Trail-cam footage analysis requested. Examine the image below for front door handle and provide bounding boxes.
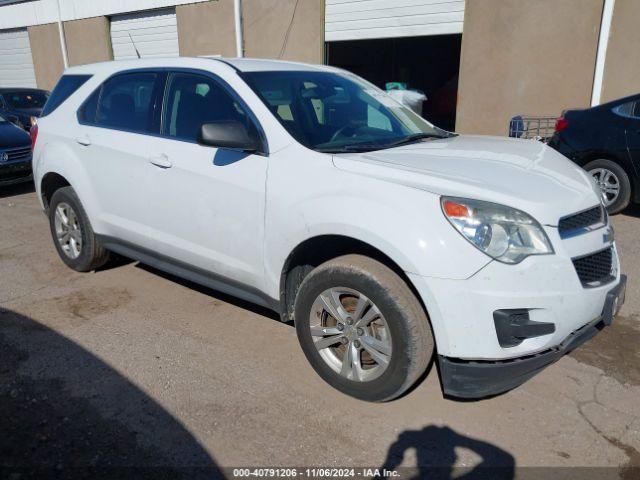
[75,135,91,146]
[149,154,172,169]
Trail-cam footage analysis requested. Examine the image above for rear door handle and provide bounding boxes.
[149,154,172,169]
[75,135,91,146]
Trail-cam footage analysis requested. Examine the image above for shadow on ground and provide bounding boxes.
[136,263,281,322]
[381,425,515,479]
[621,204,640,219]
[0,308,223,479]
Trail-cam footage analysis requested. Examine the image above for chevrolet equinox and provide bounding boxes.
[33,58,626,401]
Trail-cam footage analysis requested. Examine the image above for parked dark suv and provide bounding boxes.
[0,88,49,132]
[548,93,640,214]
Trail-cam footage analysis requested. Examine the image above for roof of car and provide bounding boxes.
[63,57,335,76]
[220,58,330,72]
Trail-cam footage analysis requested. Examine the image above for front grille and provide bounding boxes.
[3,146,32,162]
[572,247,614,286]
[559,205,605,237]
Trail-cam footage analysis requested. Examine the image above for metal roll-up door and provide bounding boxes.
[110,8,179,60]
[0,28,37,88]
[325,0,465,42]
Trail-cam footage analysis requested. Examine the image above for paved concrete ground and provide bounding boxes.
[1,183,639,478]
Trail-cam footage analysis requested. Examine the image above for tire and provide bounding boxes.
[584,159,631,214]
[294,254,434,402]
[48,186,110,272]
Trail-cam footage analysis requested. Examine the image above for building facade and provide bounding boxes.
[0,0,637,135]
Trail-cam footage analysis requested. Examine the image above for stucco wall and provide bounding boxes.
[177,0,236,57]
[600,0,640,103]
[242,0,324,63]
[456,0,603,135]
[27,23,64,91]
[64,16,112,66]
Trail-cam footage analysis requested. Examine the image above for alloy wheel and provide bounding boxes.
[309,287,392,382]
[54,202,83,259]
[589,167,620,207]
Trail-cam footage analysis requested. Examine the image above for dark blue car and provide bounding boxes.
[0,113,32,187]
[0,88,49,132]
[549,93,640,214]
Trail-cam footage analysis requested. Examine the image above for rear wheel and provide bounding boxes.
[48,186,110,272]
[294,254,434,402]
[585,159,631,214]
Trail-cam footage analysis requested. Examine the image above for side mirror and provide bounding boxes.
[197,121,261,153]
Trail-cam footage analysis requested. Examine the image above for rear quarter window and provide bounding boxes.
[78,72,159,134]
[613,100,640,119]
[42,75,92,116]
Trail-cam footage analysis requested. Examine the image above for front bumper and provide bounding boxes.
[410,243,622,360]
[438,275,626,399]
[0,159,32,186]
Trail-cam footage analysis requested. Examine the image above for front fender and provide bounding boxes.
[263,150,490,300]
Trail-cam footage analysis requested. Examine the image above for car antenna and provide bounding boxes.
[128,32,141,59]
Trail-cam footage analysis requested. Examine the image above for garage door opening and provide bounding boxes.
[0,28,37,88]
[110,8,179,61]
[326,34,461,131]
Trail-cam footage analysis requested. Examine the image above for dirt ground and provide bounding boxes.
[1,182,639,478]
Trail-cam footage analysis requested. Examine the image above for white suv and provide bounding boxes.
[33,58,626,401]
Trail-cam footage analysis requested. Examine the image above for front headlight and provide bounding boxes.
[441,197,554,264]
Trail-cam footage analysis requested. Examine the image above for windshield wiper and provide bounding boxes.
[315,132,454,154]
[315,147,365,153]
[382,132,452,148]
[336,133,450,152]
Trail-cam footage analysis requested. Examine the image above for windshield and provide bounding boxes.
[4,91,48,109]
[242,70,450,153]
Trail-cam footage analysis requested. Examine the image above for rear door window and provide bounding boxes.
[42,75,91,116]
[82,72,159,134]
[614,100,640,119]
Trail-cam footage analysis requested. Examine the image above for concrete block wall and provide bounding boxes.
[177,0,237,57]
[27,23,65,91]
[242,0,324,63]
[64,16,113,67]
[600,0,640,103]
[455,0,603,135]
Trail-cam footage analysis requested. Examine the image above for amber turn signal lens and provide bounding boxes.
[443,200,470,218]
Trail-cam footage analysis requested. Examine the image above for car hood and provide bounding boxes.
[332,135,599,226]
[0,122,30,149]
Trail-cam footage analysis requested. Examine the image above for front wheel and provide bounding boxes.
[585,159,631,214]
[294,254,434,402]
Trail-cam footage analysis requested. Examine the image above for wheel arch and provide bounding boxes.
[40,172,71,213]
[279,234,431,328]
